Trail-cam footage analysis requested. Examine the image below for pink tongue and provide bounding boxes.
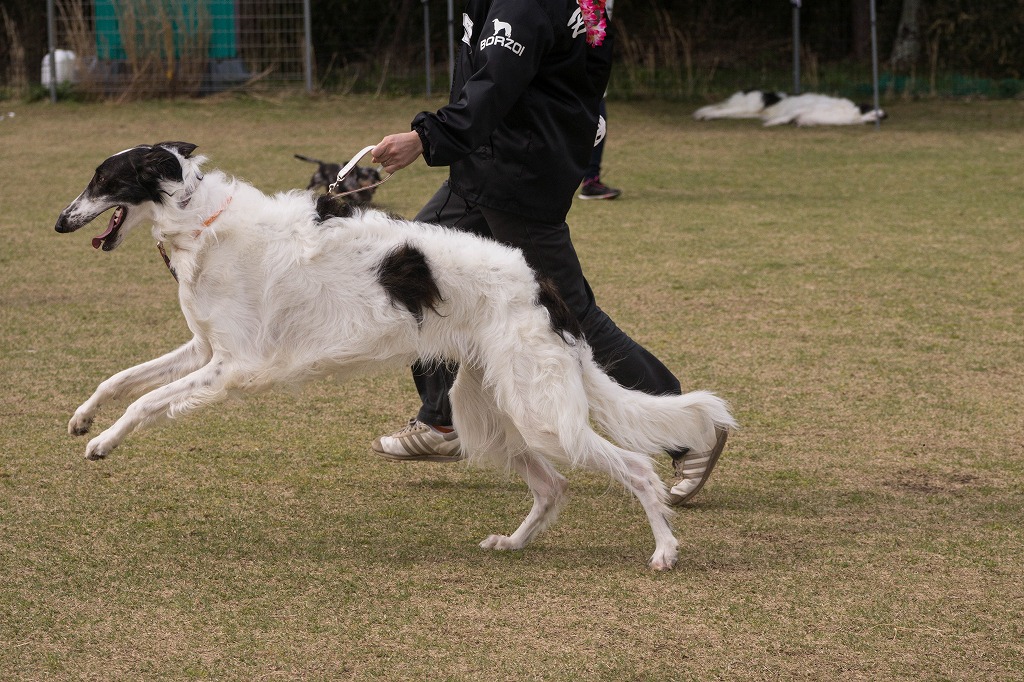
[92,212,118,249]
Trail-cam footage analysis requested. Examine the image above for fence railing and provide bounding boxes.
[46,0,310,99]
[23,1,1024,102]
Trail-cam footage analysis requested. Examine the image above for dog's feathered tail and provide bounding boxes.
[579,348,737,455]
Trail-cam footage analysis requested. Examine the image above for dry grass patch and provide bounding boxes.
[1,97,1022,680]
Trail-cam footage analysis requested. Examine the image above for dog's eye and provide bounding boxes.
[95,173,106,184]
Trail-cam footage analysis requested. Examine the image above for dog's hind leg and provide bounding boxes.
[81,355,231,460]
[479,451,569,552]
[580,435,679,570]
[69,338,211,437]
[620,456,679,570]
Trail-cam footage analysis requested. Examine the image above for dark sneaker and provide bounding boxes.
[578,178,622,200]
[372,418,463,462]
[667,428,728,505]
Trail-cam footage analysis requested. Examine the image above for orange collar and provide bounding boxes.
[158,195,233,283]
[202,195,232,227]
[190,195,233,239]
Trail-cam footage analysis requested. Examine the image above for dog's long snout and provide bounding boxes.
[55,207,80,233]
[55,195,91,233]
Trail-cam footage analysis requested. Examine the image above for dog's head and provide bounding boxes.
[55,141,198,251]
[858,103,888,122]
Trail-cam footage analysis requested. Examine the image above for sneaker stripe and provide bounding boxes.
[681,456,711,474]
[403,432,433,456]
[667,428,728,506]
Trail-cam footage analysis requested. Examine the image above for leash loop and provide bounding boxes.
[328,145,392,197]
[157,242,178,282]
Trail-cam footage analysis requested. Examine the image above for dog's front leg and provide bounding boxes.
[69,338,210,436]
[82,358,228,460]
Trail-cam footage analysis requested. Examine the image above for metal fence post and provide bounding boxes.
[303,0,313,93]
[870,0,881,129]
[791,0,801,95]
[422,0,432,96]
[47,0,58,102]
[447,0,455,85]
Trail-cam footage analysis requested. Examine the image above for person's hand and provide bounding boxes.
[371,132,423,174]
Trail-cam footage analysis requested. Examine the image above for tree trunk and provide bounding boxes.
[890,0,923,69]
[850,0,871,61]
[1,0,48,87]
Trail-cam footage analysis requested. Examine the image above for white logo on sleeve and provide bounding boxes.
[480,17,525,56]
[568,8,585,39]
[462,14,473,45]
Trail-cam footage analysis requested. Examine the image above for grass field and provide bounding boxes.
[1,96,1022,680]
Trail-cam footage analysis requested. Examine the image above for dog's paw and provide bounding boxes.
[648,547,679,571]
[68,413,93,436]
[84,436,113,461]
[479,534,521,551]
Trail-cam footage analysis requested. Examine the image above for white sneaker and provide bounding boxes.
[667,428,728,505]
[371,419,463,462]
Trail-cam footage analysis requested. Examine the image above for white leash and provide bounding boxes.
[328,144,392,197]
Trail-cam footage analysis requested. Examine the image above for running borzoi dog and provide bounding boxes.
[54,142,736,570]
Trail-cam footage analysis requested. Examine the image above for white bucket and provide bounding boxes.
[41,50,78,86]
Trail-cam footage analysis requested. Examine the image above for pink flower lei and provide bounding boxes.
[578,0,607,46]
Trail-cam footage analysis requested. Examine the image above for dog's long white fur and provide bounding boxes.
[761,93,883,127]
[58,146,736,569]
[692,90,775,120]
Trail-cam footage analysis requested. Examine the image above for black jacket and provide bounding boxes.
[412,0,612,223]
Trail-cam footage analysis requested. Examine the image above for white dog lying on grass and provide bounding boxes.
[692,89,787,120]
[761,93,886,126]
[694,90,886,126]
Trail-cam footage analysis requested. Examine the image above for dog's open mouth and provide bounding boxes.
[92,206,126,250]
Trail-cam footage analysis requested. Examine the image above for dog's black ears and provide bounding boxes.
[139,143,193,187]
[155,141,198,158]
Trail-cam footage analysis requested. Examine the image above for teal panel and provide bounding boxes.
[94,0,124,61]
[209,0,237,59]
[92,1,237,61]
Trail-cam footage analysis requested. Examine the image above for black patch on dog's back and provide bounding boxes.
[762,91,784,107]
[536,275,583,343]
[315,193,354,222]
[377,244,443,325]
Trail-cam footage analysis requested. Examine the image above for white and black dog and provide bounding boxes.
[54,142,736,569]
[694,89,886,126]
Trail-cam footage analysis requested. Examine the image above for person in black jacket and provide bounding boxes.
[578,0,621,200]
[368,0,725,505]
